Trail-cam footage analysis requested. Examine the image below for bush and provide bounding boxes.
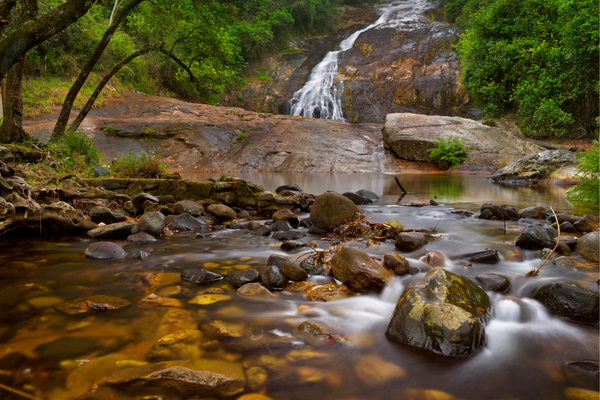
[48,130,102,166]
[110,151,168,178]
[426,136,470,169]
[566,141,599,203]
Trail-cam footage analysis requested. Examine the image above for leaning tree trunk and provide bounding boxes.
[0,56,28,144]
[50,0,145,142]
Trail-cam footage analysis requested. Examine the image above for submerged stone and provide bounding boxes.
[227,269,260,287]
[181,269,224,285]
[53,295,131,315]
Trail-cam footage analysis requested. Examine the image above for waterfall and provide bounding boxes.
[288,6,396,121]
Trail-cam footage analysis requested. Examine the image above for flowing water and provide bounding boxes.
[0,174,597,400]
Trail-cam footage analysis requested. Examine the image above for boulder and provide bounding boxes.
[127,232,157,244]
[181,269,224,285]
[474,274,511,293]
[147,329,203,361]
[310,192,358,232]
[173,200,203,216]
[251,225,272,236]
[227,269,260,287]
[519,206,546,219]
[574,214,599,233]
[395,232,433,252]
[156,195,176,204]
[457,249,500,264]
[560,221,578,233]
[331,247,392,292]
[575,231,599,262]
[266,254,290,268]
[299,254,325,275]
[272,209,299,227]
[554,256,578,272]
[384,253,410,275]
[386,268,492,357]
[259,265,288,290]
[531,281,599,323]
[480,203,520,220]
[132,193,159,209]
[84,242,127,259]
[87,221,135,239]
[89,206,127,224]
[489,150,579,184]
[515,225,557,249]
[356,189,379,202]
[206,204,237,221]
[0,146,16,162]
[132,212,165,236]
[342,192,373,205]
[168,213,210,231]
[281,261,308,282]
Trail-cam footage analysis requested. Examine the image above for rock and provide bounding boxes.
[247,221,262,230]
[457,249,500,264]
[275,184,302,193]
[245,366,268,391]
[281,261,308,282]
[270,220,292,232]
[189,294,230,305]
[310,192,358,232]
[259,265,288,290]
[206,204,237,221]
[478,209,494,220]
[181,269,224,285]
[127,232,157,244]
[384,253,410,275]
[132,211,165,236]
[66,354,131,395]
[562,361,599,388]
[299,254,325,275]
[342,191,373,204]
[227,268,260,287]
[272,209,299,227]
[550,212,581,224]
[272,230,306,241]
[563,388,600,400]
[173,200,203,216]
[480,203,520,220]
[267,255,290,268]
[331,247,392,292]
[304,283,349,302]
[354,354,406,386]
[574,214,599,233]
[395,232,433,252]
[200,321,242,338]
[217,174,242,182]
[92,165,110,177]
[560,221,578,233]
[519,206,546,219]
[515,225,557,249]
[308,225,327,234]
[251,225,272,236]
[106,359,246,396]
[281,240,306,251]
[147,329,203,361]
[168,213,210,231]
[87,221,135,238]
[356,189,379,202]
[386,268,492,357]
[422,251,445,267]
[132,193,159,209]
[89,206,127,224]
[85,242,127,259]
[489,150,579,184]
[156,195,176,204]
[474,274,511,292]
[0,146,16,162]
[35,337,103,362]
[531,281,599,323]
[53,295,131,315]
[237,282,274,298]
[575,231,599,262]
[554,256,578,272]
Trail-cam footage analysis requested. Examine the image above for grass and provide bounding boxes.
[257,75,272,81]
[110,150,168,178]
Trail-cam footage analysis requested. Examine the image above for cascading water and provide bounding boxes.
[288,5,397,120]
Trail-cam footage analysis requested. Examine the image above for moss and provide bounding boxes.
[184,181,214,200]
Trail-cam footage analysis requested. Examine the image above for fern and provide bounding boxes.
[426,136,470,169]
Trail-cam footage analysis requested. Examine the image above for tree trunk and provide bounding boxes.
[50,0,145,142]
[0,57,28,144]
[0,0,17,39]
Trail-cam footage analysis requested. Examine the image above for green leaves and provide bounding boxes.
[566,141,600,203]
[426,136,470,170]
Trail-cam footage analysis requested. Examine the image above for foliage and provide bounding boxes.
[102,125,115,134]
[237,130,249,142]
[110,150,167,178]
[566,141,599,203]
[455,0,599,138]
[426,136,470,169]
[48,130,103,167]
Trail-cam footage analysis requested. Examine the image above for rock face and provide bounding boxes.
[386,268,492,357]
[331,247,392,292]
[575,231,599,262]
[310,192,357,232]
[489,150,579,184]
[531,281,599,323]
[382,113,543,171]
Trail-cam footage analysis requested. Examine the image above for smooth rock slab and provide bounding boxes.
[85,242,127,259]
[106,359,246,396]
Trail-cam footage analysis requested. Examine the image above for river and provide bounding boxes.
[0,173,597,400]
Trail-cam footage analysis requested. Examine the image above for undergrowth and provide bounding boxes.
[566,140,599,203]
[427,136,470,170]
[110,150,168,178]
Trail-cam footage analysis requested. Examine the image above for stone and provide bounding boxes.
[422,251,445,267]
[147,329,203,361]
[275,184,302,193]
[299,254,325,275]
[106,359,246,396]
[35,337,103,362]
[92,165,110,177]
[560,221,578,233]
[87,221,135,239]
[519,206,546,219]
[554,256,578,272]
[245,366,268,391]
[168,213,210,231]
[384,253,410,275]
[85,241,127,259]
[548,211,580,224]
[247,221,262,230]
[354,354,406,386]
[189,294,230,305]
[270,220,292,232]
[574,214,599,233]
[395,232,433,252]
[66,354,131,394]
[181,269,224,285]
[237,282,274,298]
[227,269,260,287]
[281,240,306,251]
[272,209,299,227]
[132,193,159,209]
[132,211,165,236]
[342,192,373,204]
[281,261,308,282]
[156,195,176,204]
[386,268,492,357]
[53,295,131,315]
[266,254,290,268]
[260,265,288,290]
[562,361,599,388]
[489,150,579,184]
[0,146,16,162]
[563,388,600,400]
[251,225,272,236]
[356,189,379,202]
[272,230,306,241]
[173,200,203,216]
[127,232,157,244]
[531,281,599,323]
[308,225,327,234]
[206,204,237,221]
[575,231,599,262]
[478,209,494,220]
[515,224,557,249]
[480,203,520,220]
[89,206,127,224]
[200,321,241,338]
[304,283,349,302]
[474,274,511,292]
[331,247,392,292]
[310,192,358,232]
[457,249,500,264]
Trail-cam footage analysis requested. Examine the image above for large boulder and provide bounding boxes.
[489,150,579,184]
[331,248,392,292]
[310,192,357,232]
[386,268,492,357]
[531,281,599,323]
[132,212,165,236]
[575,231,599,262]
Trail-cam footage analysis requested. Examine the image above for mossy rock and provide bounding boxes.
[4,145,47,162]
[184,181,214,200]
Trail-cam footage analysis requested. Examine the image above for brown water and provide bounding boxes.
[0,174,598,400]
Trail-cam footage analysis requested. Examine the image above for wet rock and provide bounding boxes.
[480,203,520,220]
[422,251,445,267]
[67,354,131,395]
[560,235,578,249]
[272,209,299,227]
[272,230,306,241]
[560,221,578,233]
[519,206,546,219]
[237,282,274,298]
[386,268,492,357]
[356,189,379,202]
[132,193,159,209]
[308,225,327,234]
[574,214,599,233]
[342,192,373,205]
[295,320,326,336]
[304,283,349,302]
[132,211,165,236]
[395,232,433,252]
[281,261,308,282]
[85,241,127,259]
[251,225,272,236]
[247,221,262,231]
[478,209,494,220]
[53,295,131,315]
[276,184,302,193]
[267,255,290,268]
[181,269,224,285]
[156,285,191,298]
[299,254,325,275]
[147,329,203,361]
[457,249,500,264]
[474,274,511,293]
[35,337,103,362]
[200,320,242,338]
[227,269,260,287]
[515,225,557,249]
[246,366,268,391]
[270,220,292,232]
[299,218,312,228]
[554,256,578,272]
[575,231,599,262]
[87,221,136,239]
[168,213,210,231]
[403,389,463,400]
[354,354,406,386]
[489,150,578,184]
[281,240,306,251]
[384,253,410,275]
[226,220,249,229]
[106,359,246,396]
[127,232,157,244]
[562,361,599,389]
[89,206,127,224]
[331,247,392,292]
[563,387,600,400]
[173,200,203,216]
[139,293,183,307]
[260,265,288,290]
[206,204,237,221]
[310,192,358,232]
[531,281,599,323]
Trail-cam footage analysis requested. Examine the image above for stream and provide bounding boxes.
[0,174,597,400]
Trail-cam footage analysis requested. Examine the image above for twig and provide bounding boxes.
[432,214,444,233]
[526,207,560,276]
[0,382,44,400]
[500,212,506,235]
[394,176,407,194]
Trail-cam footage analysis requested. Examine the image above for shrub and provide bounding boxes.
[237,130,249,142]
[110,151,168,178]
[426,136,470,169]
[48,130,102,167]
[566,141,599,203]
